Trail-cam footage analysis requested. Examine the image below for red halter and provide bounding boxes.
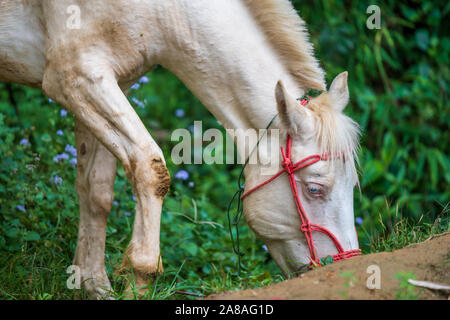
[241,98,361,266]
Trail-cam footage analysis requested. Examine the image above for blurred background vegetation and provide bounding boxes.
[0,0,448,299]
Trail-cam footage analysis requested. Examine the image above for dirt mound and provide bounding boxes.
[208,233,450,300]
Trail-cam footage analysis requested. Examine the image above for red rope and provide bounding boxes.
[240,97,361,265]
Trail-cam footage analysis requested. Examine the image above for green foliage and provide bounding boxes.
[0,0,449,299]
[319,255,334,266]
[370,210,449,252]
[394,271,421,300]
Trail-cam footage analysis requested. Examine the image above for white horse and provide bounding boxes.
[0,0,361,298]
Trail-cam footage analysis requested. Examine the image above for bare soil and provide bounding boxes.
[208,233,450,300]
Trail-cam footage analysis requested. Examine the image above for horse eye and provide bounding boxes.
[307,184,323,196]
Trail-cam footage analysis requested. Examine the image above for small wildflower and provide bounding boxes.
[175,109,185,118]
[175,170,189,181]
[355,217,363,226]
[49,98,54,103]
[124,211,132,217]
[60,109,68,117]
[113,201,119,206]
[132,195,136,202]
[70,158,77,166]
[188,125,195,133]
[130,83,140,90]
[50,175,63,186]
[262,245,268,252]
[53,153,69,163]
[56,130,64,136]
[131,97,146,109]
[17,205,26,213]
[139,76,149,84]
[65,144,77,157]
[188,181,195,188]
[20,138,31,146]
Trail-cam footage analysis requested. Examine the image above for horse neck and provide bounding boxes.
[155,0,304,140]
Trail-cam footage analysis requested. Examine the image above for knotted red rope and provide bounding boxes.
[241,97,361,266]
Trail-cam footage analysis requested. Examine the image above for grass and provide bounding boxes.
[367,204,449,252]
[0,201,446,300]
[394,272,422,300]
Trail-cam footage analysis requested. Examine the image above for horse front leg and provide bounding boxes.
[43,58,169,299]
[73,120,117,299]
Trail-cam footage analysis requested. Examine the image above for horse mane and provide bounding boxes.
[243,0,326,91]
[308,93,361,183]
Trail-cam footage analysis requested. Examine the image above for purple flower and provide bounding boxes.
[56,130,64,136]
[53,153,69,163]
[139,76,149,84]
[49,98,54,103]
[17,205,26,213]
[70,158,77,166]
[175,170,189,181]
[65,144,77,157]
[113,201,119,206]
[188,181,195,188]
[131,97,146,109]
[50,175,63,186]
[124,211,132,217]
[20,138,31,146]
[130,83,140,90]
[175,109,185,118]
[355,217,363,226]
[132,195,136,202]
[60,109,68,117]
[262,245,268,252]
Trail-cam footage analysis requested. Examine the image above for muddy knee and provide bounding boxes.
[150,158,171,198]
[125,155,171,199]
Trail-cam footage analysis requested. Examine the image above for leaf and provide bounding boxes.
[40,133,52,143]
[427,152,438,189]
[381,132,396,165]
[5,228,21,239]
[24,231,40,241]
[362,160,384,187]
[320,255,334,266]
[415,29,430,51]
[180,242,198,257]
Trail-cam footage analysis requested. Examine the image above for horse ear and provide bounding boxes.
[328,71,349,112]
[275,80,310,135]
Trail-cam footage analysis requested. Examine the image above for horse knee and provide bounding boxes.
[150,158,171,198]
[125,154,171,199]
[89,185,114,217]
